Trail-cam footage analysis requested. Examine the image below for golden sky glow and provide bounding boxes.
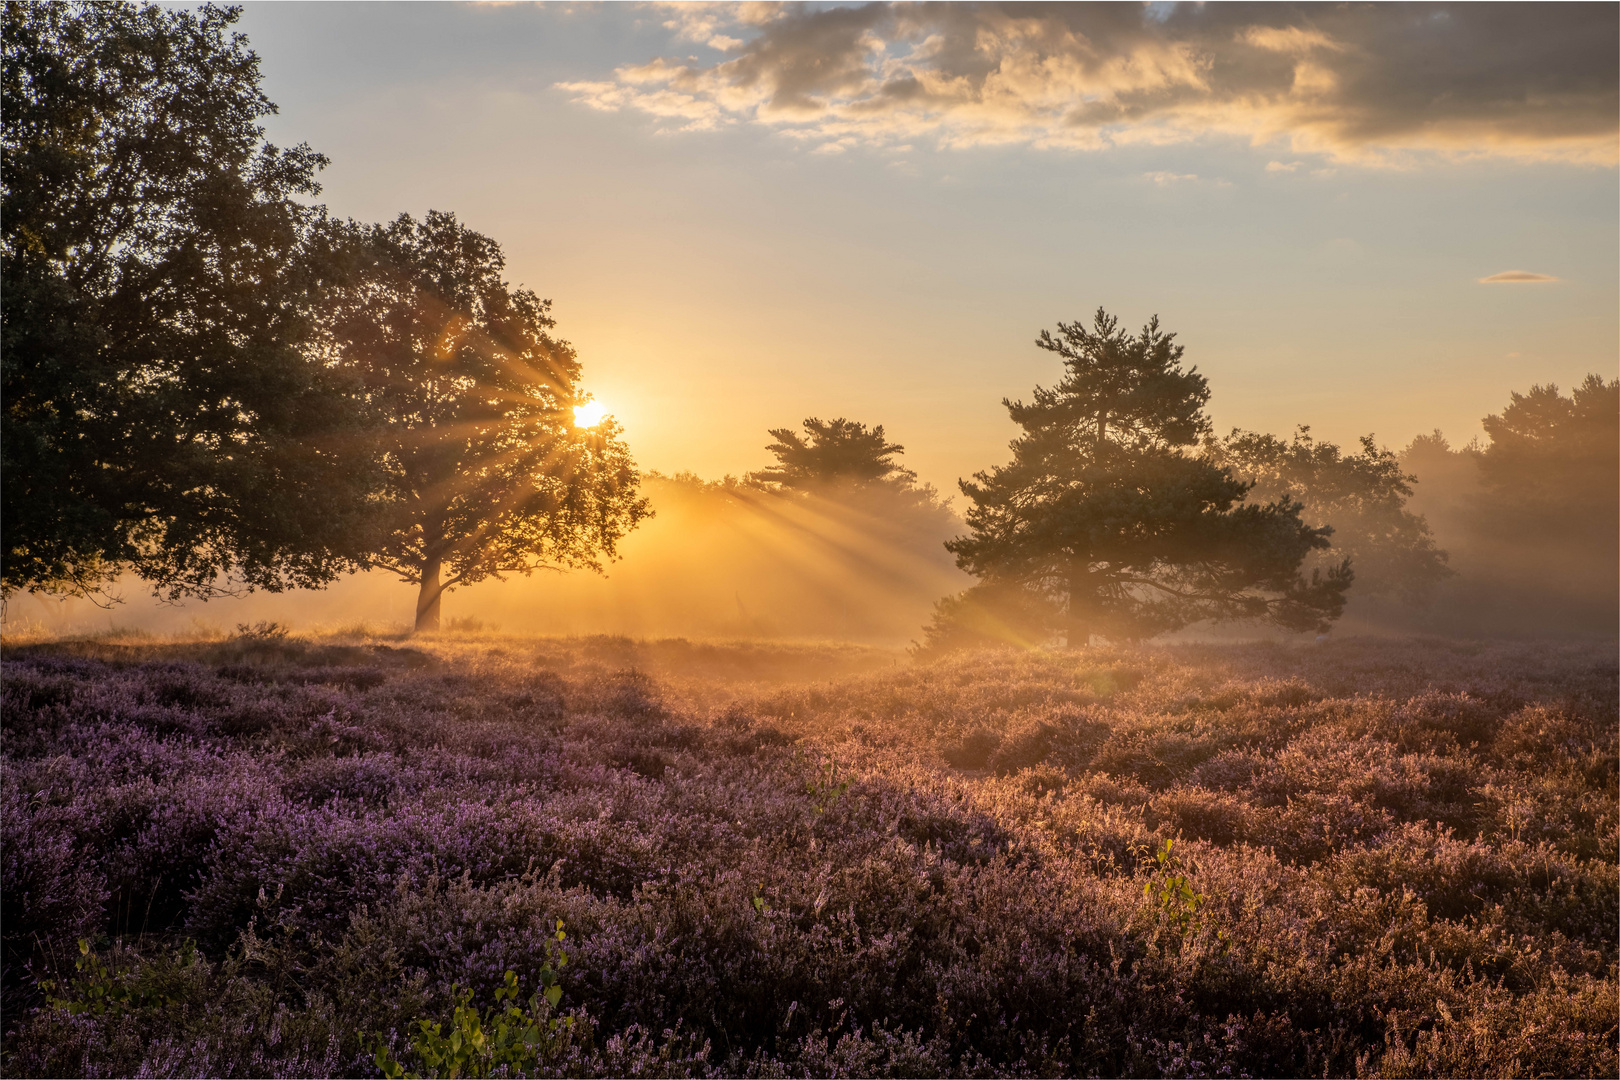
[222,3,1620,490]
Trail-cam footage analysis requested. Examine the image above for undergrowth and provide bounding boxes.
[2,634,1614,1077]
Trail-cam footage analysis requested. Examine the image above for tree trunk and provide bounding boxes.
[1067,561,1093,649]
[415,555,444,633]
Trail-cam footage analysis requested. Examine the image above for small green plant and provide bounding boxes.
[805,756,850,813]
[751,884,771,917]
[41,938,193,1016]
[1139,837,1221,940]
[371,922,573,1079]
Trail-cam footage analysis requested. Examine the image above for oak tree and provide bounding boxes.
[315,211,650,632]
[1,1,373,599]
[1,0,372,599]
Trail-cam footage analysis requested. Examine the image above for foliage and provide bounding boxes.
[312,210,651,631]
[946,309,1351,644]
[804,756,851,814]
[0,0,374,600]
[1,634,1614,1078]
[913,581,1056,656]
[1204,426,1450,604]
[750,417,917,490]
[40,938,194,1016]
[1477,375,1618,543]
[1137,838,1216,940]
[371,936,574,1079]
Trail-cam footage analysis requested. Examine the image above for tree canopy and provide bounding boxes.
[1387,379,1618,637]
[1477,375,1618,544]
[750,417,918,491]
[1,0,372,600]
[1204,426,1450,605]
[314,211,650,631]
[934,309,1350,647]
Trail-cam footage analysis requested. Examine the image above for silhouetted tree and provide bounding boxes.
[938,309,1350,647]
[1388,380,1618,637]
[1,1,373,599]
[1204,426,1450,605]
[751,418,917,490]
[315,211,650,632]
[1477,375,1618,545]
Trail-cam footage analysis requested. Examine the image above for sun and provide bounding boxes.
[573,400,607,428]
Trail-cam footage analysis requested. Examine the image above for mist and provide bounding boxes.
[4,474,969,645]
[8,371,1615,648]
[1381,435,1618,638]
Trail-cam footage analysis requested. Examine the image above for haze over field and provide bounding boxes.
[4,1,1616,641]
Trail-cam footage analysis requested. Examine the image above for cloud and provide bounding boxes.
[559,3,1619,164]
[654,1,779,51]
[1142,170,1228,187]
[1479,270,1560,283]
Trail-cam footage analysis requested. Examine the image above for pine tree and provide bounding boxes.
[750,417,917,490]
[941,309,1350,646]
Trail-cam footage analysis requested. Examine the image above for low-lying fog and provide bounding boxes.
[8,435,1616,644]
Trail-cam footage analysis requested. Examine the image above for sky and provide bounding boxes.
[226,1,1619,493]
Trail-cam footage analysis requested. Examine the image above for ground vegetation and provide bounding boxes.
[3,631,1613,1077]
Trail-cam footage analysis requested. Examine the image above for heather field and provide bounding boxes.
[2,631,1615,1078]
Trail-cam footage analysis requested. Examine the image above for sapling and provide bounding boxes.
[370,922,572,1079]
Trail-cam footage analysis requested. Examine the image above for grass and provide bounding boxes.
[2,631,1614,1077]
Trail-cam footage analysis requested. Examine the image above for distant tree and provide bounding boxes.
[938,309,1350,647]
[750,418,917,490]
[315,211,650,632]
[913,581,1056,656]
[1204,427,1451,604]
[1400,429,1483,504]
[1389,380,1618,637]
[1476,375,1618,544]
[1,1,373,599]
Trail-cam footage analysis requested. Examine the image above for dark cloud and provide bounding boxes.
[561,2,1618,162]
